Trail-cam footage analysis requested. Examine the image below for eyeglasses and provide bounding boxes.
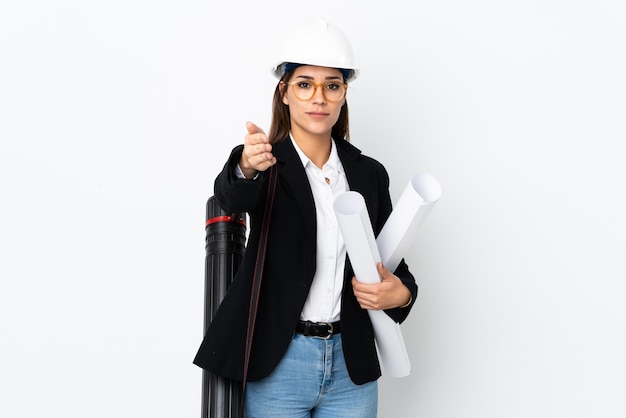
[282,79,348,102]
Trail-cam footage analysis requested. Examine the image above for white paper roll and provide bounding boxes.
[333,172,441,378]
[334,191,411,377]
[377,172,442,272]
[333,191,381,284]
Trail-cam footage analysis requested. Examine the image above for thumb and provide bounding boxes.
[377,262,391,282]
[246,121,265,135]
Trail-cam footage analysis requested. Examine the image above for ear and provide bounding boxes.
[280,82,289,105]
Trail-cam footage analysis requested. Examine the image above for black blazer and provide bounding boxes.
[193,137,417,385]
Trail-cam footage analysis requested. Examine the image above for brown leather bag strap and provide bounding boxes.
[239,165,278,417]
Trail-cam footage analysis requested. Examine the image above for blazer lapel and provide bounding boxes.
[273,139,317,239]
[335,138,365,194]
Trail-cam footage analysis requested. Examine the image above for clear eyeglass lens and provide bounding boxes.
[291,81,346,102]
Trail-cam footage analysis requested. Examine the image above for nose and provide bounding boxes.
[311,84,327,104]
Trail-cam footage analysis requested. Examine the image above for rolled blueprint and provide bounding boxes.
[377,172,442,272]
[333,172,441,378]
[334,191,411,377]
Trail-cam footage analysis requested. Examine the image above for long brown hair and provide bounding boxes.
[267,70,350,145]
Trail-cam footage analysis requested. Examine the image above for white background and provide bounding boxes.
[1,1,625,417]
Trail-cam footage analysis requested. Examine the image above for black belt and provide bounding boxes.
[296,320,341,339]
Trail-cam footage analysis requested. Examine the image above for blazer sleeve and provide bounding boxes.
[213,145,269,214]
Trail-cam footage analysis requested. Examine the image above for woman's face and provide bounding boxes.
[281,65,346,141]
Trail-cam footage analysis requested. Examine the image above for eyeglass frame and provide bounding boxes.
[281,79,348,103]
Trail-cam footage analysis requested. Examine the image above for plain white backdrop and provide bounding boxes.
[1,1,625,417]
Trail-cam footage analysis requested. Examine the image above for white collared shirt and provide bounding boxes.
[290,136,349,323]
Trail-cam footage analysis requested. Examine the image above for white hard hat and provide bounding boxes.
[271,19,359,82]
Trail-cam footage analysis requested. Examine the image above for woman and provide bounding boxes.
[194,20,417,417]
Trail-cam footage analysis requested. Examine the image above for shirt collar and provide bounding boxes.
[289,134,342,172]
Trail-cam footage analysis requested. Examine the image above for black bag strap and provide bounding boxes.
[239,165,278,417]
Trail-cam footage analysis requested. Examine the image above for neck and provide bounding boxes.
[292,132,332,169]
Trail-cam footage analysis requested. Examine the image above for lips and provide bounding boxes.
[307,111,329,119]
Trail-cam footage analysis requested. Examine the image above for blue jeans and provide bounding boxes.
[244,333,378,418]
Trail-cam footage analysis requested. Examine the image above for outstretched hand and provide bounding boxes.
[239,121,277,179]
[351,262,412,310]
